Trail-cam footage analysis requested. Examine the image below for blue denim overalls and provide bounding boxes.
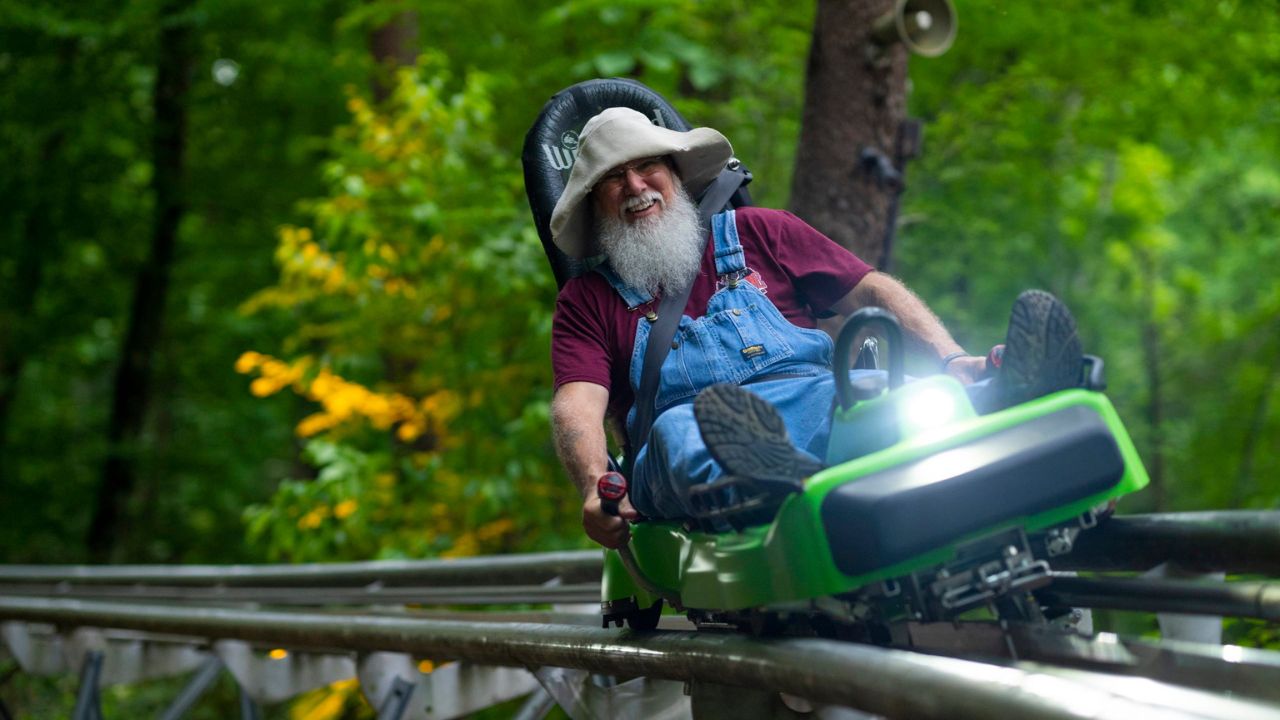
[597,210,845,519]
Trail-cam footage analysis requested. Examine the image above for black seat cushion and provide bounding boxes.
[821,404,1126,577]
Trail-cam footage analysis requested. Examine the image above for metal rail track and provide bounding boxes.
[1044,575,1280,621]
[0,550,602,587]
[0,582,601,606]
[1,512,1275,591]
[4,575,1276,623]
[1053,510,1280,574]
[1,596,1276,720]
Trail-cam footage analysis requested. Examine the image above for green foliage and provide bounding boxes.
[0,0,360,563]
[239,60,576,561]
[903,0,1280,511]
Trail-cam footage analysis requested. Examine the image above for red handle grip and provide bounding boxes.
[597,472,628,516]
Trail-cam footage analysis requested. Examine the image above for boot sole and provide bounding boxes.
[998,290,1082,406]
[694,384,824,484]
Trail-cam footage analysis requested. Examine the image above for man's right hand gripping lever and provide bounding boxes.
[585,471,638,549]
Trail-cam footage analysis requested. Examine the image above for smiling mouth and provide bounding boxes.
[622,193,662,219]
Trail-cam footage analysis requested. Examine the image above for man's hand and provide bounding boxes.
[582,492,639,549]
[944,355,987,385]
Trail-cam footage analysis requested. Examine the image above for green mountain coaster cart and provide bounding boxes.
[598,308,1149,639]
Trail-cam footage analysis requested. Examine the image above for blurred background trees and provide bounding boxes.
[1,0,1276,569]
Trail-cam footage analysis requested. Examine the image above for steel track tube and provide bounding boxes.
[5,511,1276,586]
[1044,576,1280,621]
[1,597,1275,720]
[1056,511,1280,574]
[0,582,601,606]
[0,551,603,588]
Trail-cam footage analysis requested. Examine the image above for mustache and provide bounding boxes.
[596,184,702,296]
[620,191,664,214]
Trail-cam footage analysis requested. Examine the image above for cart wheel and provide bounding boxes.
[627,599,664,631]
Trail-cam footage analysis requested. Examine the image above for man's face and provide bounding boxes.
[591,156,678,226]
[592,157,703,296]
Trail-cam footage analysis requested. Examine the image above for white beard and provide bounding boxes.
[596,185,704,297]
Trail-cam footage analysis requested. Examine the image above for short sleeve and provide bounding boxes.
[741,208,873,314]
[551,279,614,392]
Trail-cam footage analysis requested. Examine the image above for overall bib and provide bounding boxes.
[598,210,843,519]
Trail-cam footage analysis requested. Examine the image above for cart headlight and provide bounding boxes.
[901,386,959,434]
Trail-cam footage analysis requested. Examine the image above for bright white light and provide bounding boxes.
[902,387,957,432]
[1222,645,1244,663]
[914,11,934,30]
[212,59,240,87]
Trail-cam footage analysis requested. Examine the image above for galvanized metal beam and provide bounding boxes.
[70,650,103,720]
[1,597,1275,720]
[158,656,224,720]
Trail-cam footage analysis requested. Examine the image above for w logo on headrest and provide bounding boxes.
[543,129,579,171]
[543,144,575,171]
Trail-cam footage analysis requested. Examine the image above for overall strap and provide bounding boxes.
[711,209,745,276]
[595,264,654,309]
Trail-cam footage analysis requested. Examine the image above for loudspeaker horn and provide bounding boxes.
[871,0,957,58]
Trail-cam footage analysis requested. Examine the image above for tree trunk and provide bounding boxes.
[790,0,908,269]
[0,41,73,480]
[87,2,193,560]
[368,11,419,102]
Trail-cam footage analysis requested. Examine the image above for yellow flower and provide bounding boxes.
[295,413,337,438]
[297,509,325,529]
[333,499,358,519]
[234,351,262,374]
[396,422,422,442]
[250,377,280,398]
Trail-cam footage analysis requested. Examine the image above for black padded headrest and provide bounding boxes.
[520,79,701,288]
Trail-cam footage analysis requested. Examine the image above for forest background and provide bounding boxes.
[2,0,1278,715]
[1,0,1279,691]
[3,0,1279,565]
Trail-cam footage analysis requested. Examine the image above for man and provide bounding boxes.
[548,108,1079,548]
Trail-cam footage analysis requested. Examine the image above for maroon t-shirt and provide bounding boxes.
[551,207,873,420]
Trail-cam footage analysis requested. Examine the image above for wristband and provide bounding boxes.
[939,351,968,373]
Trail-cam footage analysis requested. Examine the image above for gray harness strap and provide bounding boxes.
[627,166,749,466]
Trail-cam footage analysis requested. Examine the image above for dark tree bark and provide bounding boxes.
[0,157,57,472]
[87,2,193,560]
[790,0,908,269]
[0,41,74,480]
[368,11,419,102]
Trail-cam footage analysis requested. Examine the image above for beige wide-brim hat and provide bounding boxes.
[549,107,733,259]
